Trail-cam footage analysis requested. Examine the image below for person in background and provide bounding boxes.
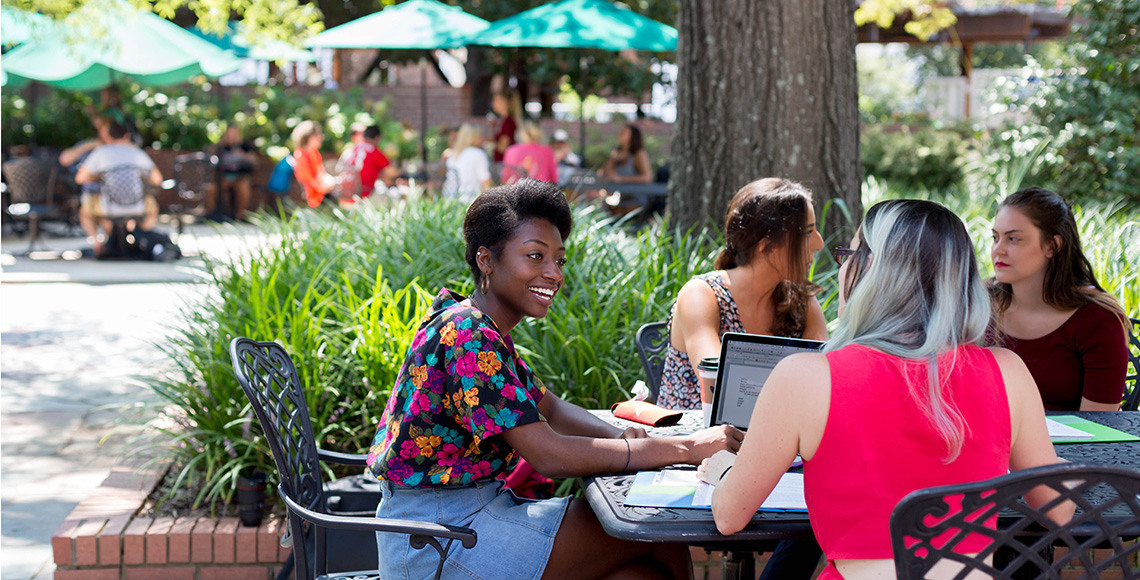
[74,117,162,255]
[442,123,492,203]
[501,121,557,185]
[490,88,522,163]
[337,123,397,204]
[290,120,335,208]
[60,115,112,199]
[369,179,742,580]
[702,199,1072,580]
[660,177,828,580]
[551,129,581,169]
[86,85,142,146]
[214,124,258,221]
[988,187,1130,411]
[438,125,459,165]
[599,123,652,184]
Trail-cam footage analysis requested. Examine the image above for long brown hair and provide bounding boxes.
[715,178,820,338]
[989,187,1128,333]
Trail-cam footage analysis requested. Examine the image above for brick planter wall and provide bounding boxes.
[51,458,289,580]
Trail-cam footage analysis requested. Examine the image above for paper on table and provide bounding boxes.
[692,472,806,511]
[1046,417,1094,440]
[626,469,807,511]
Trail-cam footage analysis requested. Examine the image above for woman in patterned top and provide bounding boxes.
[367,179,743,580]
[659,178,829,411]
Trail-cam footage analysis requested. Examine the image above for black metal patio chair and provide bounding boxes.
[2,157,62,254]
[1124,318,1140,412]
[890,463,1140,580]
[229,337,476,580]
[168,152,217,235]
[635,321,669,404]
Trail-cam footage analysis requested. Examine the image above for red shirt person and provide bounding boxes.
[339,124,392,199]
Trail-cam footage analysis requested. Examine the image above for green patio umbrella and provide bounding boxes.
[307,0,490,162]
[307,0,488,50]
[469,0,676,52]
[464,0,678,158]
[2,6,55,50]
[189,21,315,63]
[1,0,240,91]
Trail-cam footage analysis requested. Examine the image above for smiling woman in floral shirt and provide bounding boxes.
[369,289,547,488]
[366,179,743,580]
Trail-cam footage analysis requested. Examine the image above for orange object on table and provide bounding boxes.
[611,400,683,427]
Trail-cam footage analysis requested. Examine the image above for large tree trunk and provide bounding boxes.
[670,0,862,238]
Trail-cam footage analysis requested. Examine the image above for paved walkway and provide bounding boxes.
[1,222,264,579]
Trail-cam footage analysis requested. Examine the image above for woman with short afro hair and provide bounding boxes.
[368,179,743,579]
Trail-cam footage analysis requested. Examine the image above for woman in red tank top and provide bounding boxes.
[698,199,1073,580]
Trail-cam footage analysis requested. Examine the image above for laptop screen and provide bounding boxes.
[710,332,825,430]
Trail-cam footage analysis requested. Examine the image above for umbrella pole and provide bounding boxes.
[577,50,586,164]
[420,57,428,165]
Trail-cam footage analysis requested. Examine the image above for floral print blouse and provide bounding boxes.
[367,288,546,488]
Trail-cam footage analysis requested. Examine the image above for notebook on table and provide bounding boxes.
[710,332,825,430]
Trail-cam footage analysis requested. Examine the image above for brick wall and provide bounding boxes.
[51,459,289,580]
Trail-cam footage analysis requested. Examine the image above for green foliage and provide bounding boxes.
[2,82,419,161]
[991,0,1140,202]
[860,124,969,192]
[3,0,323,43]
[147,200,722,507]
[0,90,93,150]
[853,0,956,41]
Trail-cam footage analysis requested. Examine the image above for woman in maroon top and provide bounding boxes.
[491,89,522,163]
[989,187,1130,410]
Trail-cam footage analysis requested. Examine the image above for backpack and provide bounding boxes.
[132,228,182,262]
[267,155,296,196]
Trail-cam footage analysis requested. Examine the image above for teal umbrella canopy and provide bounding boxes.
[465,0,676,51]
[2,5,56,50]
[307,0,489,49]
[2,0,240,91]
[189,21,315,62]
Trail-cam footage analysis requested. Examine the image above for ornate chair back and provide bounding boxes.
[230,338,328,578]
[635,321,669,404]
[890,463,1140,580]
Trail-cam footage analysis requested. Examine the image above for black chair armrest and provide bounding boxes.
[280,489,478,549]
[317,448,368,466]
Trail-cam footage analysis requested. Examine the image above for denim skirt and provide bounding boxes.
[376,479,571,580]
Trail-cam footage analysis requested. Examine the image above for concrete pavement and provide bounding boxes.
[1,222,265,579]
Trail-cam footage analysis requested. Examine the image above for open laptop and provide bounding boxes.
[709,332,825,430]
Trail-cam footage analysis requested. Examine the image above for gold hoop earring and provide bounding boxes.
[480,275,490,295]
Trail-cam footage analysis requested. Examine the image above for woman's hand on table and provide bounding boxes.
[697,450,737,485]
[685,425,744,465]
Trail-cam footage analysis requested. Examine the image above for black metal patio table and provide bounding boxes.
[582,410,1140,580]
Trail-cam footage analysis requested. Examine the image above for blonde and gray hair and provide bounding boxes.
[452,123,484,154]
[827,199,991,462]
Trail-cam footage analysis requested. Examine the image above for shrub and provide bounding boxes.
[860,124,969,192]
[988,0,1140,202]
